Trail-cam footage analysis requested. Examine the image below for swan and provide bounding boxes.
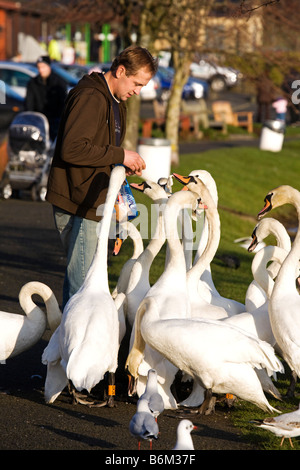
[173,172,243,319]
[129,189,202,409]
[42,165,127,406]
[125,181,169,329]
[126,296,284,414]
[223,245,291,347]
[245,217,292,313]
[0,281,61,361]
[257,185,300,391]
[183,170,244,316]
[111,221,144,299]
[180,246,285,406]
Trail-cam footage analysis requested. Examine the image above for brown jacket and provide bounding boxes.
[46,72,126,221]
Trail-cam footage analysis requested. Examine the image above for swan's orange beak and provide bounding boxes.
[130,182,144,191]
[172,173,192,185]
[113,237,123,256]
[248,228,258,253]
[257,194,272,220]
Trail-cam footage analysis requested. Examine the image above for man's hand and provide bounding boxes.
[123,149,146,176]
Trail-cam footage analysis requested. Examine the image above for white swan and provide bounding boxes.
[173,172,243,319]
[111,221,144,299]
[126,295,283,414]
[42,165,127,406]
[125,181,169,329]
[257,185,300,386]
[180,229,285,405]
[0,281,61,361]
[223,245,291,347]
[245,217,292,313]
[130,189,201,409]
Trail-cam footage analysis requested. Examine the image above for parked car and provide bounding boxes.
[0,61,78,99]
[156,66,209,102]
[0,61,37,97]
[0,61,79,129]
[57,63,91,80]
[0,82,24,130]
[190,60,242,92]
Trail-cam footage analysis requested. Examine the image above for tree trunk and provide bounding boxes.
[165,51,192,166]
[122,94,141,152]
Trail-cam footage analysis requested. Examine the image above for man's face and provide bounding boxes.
[37,62,51,79]
[114,65,152,101]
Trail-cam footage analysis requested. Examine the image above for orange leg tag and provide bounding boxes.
[108,385,116,396]
[226,393,234,399]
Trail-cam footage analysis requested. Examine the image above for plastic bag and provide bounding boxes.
[114,178,138,222]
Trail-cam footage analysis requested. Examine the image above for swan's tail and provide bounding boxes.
[125,297,152,379]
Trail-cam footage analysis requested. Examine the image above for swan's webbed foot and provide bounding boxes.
[68,372,116,408]
[198,388,216,415]
[285,370,297,398]
[224,393,237,408]
[89,372,116,407]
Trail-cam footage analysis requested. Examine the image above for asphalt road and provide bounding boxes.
[0,196,259,455]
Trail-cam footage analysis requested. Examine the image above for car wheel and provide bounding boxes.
[210,75,226,92]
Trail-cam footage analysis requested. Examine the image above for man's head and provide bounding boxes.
[36,55,52,79]
[107,46,158,102]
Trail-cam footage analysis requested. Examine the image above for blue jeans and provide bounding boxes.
[53,207,99,309]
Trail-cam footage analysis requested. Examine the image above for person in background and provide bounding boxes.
[272,96,288,122]
[25,55,67,140]
[256,72,275,123]
[46,45,158,308]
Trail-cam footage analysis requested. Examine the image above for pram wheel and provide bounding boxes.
[39,186,47,202]
[31,184,47,202]
[1,183,12,200]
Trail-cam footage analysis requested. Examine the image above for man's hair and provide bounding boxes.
[110,45,158,77]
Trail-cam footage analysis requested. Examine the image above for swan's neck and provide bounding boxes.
[187,198,220,292]
[84,167,126,291]
[252,246,288,298]
[137,199,167,269]
[273,188,300,287]
[164,198,190,273]
[18,281,61,332]
[119,221,144,259]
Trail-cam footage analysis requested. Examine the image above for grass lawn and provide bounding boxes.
[109,131,300,450]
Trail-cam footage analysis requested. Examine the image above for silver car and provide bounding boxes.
[190,60,242,92]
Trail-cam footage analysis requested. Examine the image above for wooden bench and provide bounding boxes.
[212,100,253,133]
[141,115,192,138]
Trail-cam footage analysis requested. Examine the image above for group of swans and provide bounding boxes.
[256,185,300,394]
[6,164,296,419]
[126,173,285,414]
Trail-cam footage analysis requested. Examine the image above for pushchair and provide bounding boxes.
[6,111,54,201]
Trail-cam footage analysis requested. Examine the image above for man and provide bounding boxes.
[46,45,158,308]
[25,55,67,140]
